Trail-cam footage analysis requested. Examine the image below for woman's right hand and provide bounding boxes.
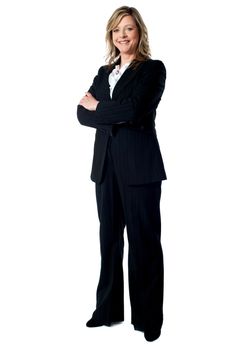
[79,92,99,111]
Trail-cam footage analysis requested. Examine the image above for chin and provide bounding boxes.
[120,48,133,55]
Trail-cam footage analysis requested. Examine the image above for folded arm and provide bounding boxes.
[77,61,166,128]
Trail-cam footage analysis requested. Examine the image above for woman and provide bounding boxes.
[77,6,167,342]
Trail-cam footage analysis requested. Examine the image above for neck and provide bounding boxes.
[120,54,135,67]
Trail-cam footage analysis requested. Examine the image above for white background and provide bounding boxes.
[0,0,250,349]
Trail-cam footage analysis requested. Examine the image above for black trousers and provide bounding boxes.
[91,138,164,332]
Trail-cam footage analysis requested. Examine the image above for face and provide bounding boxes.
[112,15,139,57]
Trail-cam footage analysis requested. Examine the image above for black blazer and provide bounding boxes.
[77,59,167,185]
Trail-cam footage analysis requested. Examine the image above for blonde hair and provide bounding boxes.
[105,6,151,68]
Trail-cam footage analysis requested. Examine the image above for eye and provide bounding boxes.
[127,27,133,31]
[113,28,119,33]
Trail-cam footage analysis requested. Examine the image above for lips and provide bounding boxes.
[118,40,130,44]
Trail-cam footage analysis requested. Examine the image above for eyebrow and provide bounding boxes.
[114,23,135,28]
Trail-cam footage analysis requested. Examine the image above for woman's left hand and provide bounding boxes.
[79,92,99,111]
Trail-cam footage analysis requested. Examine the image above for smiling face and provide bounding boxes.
[112,15,139,58]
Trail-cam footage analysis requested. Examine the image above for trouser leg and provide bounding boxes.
[92,151,125,324]
[121,182,164,332]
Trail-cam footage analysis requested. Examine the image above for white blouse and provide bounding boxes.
[108,62,131,98]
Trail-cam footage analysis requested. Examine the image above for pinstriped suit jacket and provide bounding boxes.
[77,59,167,185]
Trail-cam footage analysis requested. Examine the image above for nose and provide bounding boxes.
[120,29,127,38]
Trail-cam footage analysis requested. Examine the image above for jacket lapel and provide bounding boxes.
[111,64,141,100]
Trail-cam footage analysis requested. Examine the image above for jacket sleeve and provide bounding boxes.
[77,67,112,132]
[77,60,166,127]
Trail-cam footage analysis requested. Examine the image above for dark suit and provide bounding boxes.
[77,59,166,185]
[77,59,167,334]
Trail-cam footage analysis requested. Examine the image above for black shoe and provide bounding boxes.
[144,329,161,342]
[86,319,105,328]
